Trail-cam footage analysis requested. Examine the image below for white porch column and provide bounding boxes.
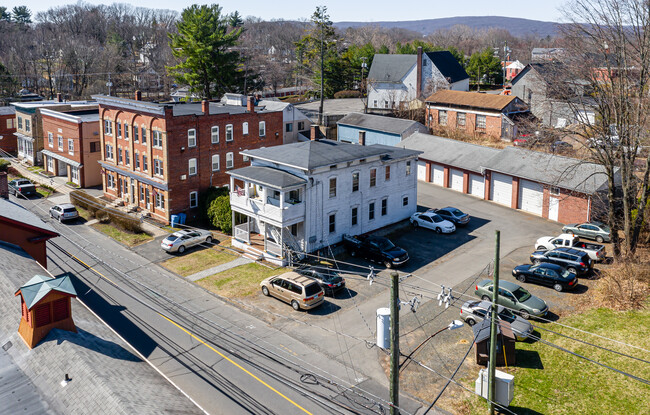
[245,181,250,197]
[229,176,234,190]
[279,191,285,209]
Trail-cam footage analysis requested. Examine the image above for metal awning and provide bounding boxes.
[228,166,306,190]
[41,150,82,168]
[99,161,168,191]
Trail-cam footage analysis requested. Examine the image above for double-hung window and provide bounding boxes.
[153,130,162,148]
[48,132,53,148]
[226,152,234,168]
[188,158,197,176]
[104,119,112,135]
[105,144,113,160]
[188,129,196,147]
[68,139,74,155]
[190,191,198,208]
[352,172,359,192]
[124,123,129,140]
[211,126,219,143]
[57,135,63,151]
[134,124,139,142]
[154,159,163,176]
[211,154,220,171]
[118,148,123,164]
[370,169,376,187]
[135,152,140,169]
[381,198,388,216]
[116,121,122,138]
[125,150,130,165]
[369,202,375,220]
[259,121,266,137]
[329,214,336,234]
[242,122,248,135]
[329,177,337,198]
[226,124,233,141]
[142,155,148,171]
[141,126,147,144]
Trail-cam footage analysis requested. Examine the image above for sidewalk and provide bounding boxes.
[186,256,252,281]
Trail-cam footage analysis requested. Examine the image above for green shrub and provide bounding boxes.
[0,159,9,172]
[333,90,361,99]
[199,186,229,222]
[70,190,143,233]
[207,195,232,234]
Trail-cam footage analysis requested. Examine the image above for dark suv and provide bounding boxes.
[529,247,592,276]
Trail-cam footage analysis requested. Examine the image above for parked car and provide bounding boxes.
[49,203,79,222]
[260,271,324,311]
[430,207,470,227]
[551,140,573,153]
[296,266,346,296]
[512,263,579,292]
[474,279,548,319]
[459,300,533,340]
[513,137,529,147]
[534,233,606,262]
[342,234,409,268]
[562,221,611,243]
[161,229,213,253]
[410,211,455,233]
[529,247,592,276]
[9,178,36,197]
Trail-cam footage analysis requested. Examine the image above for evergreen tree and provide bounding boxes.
[466,48,502,87]
[167,4,243,99]
[11,6,31,24]
[0,7,11,22]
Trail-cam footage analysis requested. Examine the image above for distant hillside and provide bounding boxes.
[334,16,562,38]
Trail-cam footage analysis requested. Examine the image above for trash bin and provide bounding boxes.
[178,213,187,225]
[170,214,179,228]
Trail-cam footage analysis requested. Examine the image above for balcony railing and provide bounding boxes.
[230,192,305,226]
[234,222,250,244]
[266,240,282,257]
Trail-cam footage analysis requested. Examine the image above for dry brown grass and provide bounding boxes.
[588,253,650,311]
[430,125,509,149]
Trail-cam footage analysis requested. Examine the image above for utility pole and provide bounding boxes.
[106,73,113,96]
[390,271,400,415]
[318,25,324,127]
[502,41,509,89]
[361,56,368,114]
[488,230,500,414]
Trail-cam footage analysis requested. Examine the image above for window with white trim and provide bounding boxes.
[351,207,358,226]
[370,168,376,187]
[17,116,23,129]
[369,202,375,220]
[135,152,140,169]
[329,213,336,233]
[116,121,122,138]
[105,144,113,160]
[68,139,74,155]
[104,119,112,135]
[476,114,486,130]
[190,191,198,208]
[142,155,148,171]
[124,123,129,139]
[226,124,233,141]
[550,187,561,196]
[188,129,196,147]
[329,177,337,198]
[211,126,219,143]
[134,124,139,142]
[155,192,165,209]
[118,148,123,164]
[242,122,248,135]
[438,110,448,126]
[57,135,63,151]
[188,158,197,176]
[106,173,115,188]
[48,132,53,148]
[406,160,412,176]
[212,154,220,171]
[152,130,162,148]
[141,126,147,144]
[226,152,234,168]
[154,159,163,176]
[259,121,266,137]
[381,198,388,216]
[125,150,130,165]
[25,119,30,132]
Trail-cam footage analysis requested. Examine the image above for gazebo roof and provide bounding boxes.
[15,273,76,310]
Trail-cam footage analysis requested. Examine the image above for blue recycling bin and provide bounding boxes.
[170,214,179,228]
[178,213,187,225]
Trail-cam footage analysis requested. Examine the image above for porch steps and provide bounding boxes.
[240,244,265,261]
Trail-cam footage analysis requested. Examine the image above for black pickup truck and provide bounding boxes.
[342,234,409,268]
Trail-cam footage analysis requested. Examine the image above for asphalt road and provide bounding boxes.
[14,194,413,415]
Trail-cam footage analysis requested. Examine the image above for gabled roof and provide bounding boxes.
[0,106,16,116]
[424,51,469,83]
[241,139,420,171]
[482,146,611,194]
[510,62,565,86]
[367,54,417,83]
[337,113,426,136]
[425,90,518,111]
[15,273,76,310]
[401,132,501,173]
[0,199,58,236]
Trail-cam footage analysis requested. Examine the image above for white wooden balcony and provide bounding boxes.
[230,191,305,227]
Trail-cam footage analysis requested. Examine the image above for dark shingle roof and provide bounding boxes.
[425,51,469,83]
[367,54,417,83]
[337,113,426,135]
[0,199,58,236]
[241,139,420,170]
[228,166,306,189]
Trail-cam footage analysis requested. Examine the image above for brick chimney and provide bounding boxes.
[135,90,142,101]
[310,125,320,141]
[416,46,423,99]
[0,172,8,199]
[358,131,366,146]
[202,100,210,115]
[247,96,255,112]
[56,93,63,102]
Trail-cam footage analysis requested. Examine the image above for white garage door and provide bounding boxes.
[417,161,427,181]
[518,179,544,216]
[469,174,485,198]
[490,172,513,206]
[450,169,464,192]
[431,164,444,186]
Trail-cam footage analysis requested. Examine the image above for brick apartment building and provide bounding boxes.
[40,107,102,188]
[93,93,284,224]
[425,90,529,140]
[0,106,17,154]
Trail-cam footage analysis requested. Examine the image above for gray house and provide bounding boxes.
[337,113,428,146]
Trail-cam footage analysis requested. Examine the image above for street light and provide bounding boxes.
[399,319,464,373]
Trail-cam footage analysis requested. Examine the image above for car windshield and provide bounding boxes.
[317,271,339,282]
[431,215,443,223]
[498,308,516,323]
[512,287,531,302]
[449,208,463,216]
[165,235,179,242]
[561,269,573,278]
[376,238,395,250]
[304,283,321,296]
[63,208,76,213]
[600,225,611,233]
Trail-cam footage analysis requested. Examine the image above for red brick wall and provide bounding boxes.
[0,113,17,153]
[426,106,503,138]
[558,192,590,224]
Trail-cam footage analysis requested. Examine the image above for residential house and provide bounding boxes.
[228,139,421,265]
[504,60,525,81]
[337,112,428,146]
[511,62,596,127]
[295,98,366,140]
[11,97,94,165]
[402,133,611,223]
[367,48,469,114]
[425,90,529,140]
[257,99,311,144]
[40,106,102,188]
[0,106,17,154]
[94,93,284,224]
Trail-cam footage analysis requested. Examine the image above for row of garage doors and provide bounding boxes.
[418,161,553,218]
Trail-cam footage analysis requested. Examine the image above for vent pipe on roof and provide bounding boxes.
[202,100,209,115]
[135,90,142,101]
[247,96,255,112]
[359,131,366,146]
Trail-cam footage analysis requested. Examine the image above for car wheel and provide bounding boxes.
[553,283,563,292]
[291,300,300,311]
[50,212,54,218]
[350,250,357,257]
[261,286,270,296]
[567,230,574,235]
[205,236,213,243]
[58,215,63,223]
[534,259,541,265]
[519,310,531,320]
[466,319,476,327]
[384,261,393,269]
[517,274,526,283]
[435,227,442,234]
[481,295,491,302]
[596,236,604,243]
[412,221,418,228]
[567,267,577,274]
[178,245,186,254]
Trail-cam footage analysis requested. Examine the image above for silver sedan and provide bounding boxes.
[161,229,213,253]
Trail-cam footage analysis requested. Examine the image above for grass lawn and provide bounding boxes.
[36,186,54,198]
[91,222,153,247]
[462,303,650,414]
[74,206,93,221]
[196,262,286,298]
[161,247,237,277]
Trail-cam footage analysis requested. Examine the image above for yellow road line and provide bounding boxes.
[69,253,118,286]
[160,314,313,415]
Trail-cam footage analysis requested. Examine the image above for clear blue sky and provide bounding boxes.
[4,0,567,23]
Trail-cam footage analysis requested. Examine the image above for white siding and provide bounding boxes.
[431,164,444,186]
[450,169,464,192]
[518,179,544,216]
[491,172,512,206]
[549,196,560,221]
[417,161,427,181]
[469,174,485,198]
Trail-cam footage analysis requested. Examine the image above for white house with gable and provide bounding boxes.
[227,139,421,265]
